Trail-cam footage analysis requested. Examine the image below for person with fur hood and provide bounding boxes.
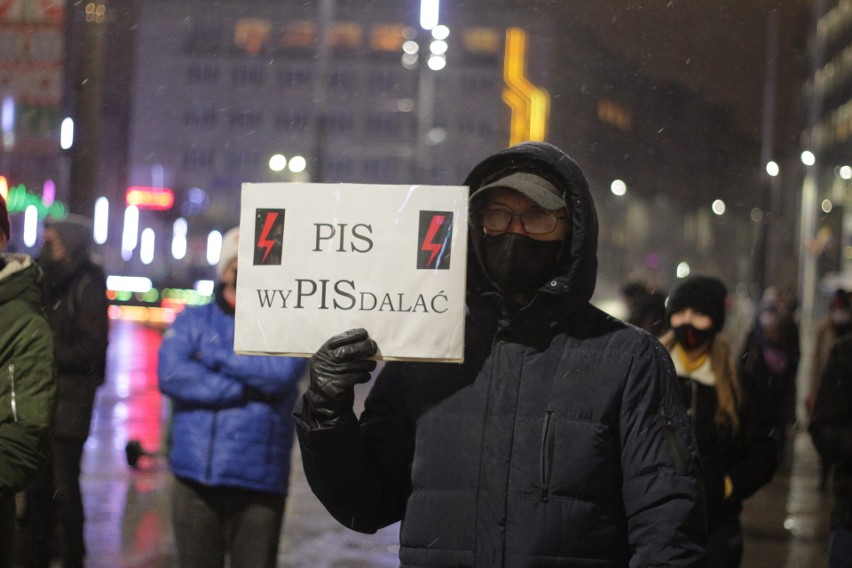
[0,197,55,567]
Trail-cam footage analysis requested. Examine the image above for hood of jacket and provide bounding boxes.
[463,141,599,312]
[0,253,43,310]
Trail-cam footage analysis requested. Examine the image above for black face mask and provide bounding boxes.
[673,324,716,350]
[480,233,562,298]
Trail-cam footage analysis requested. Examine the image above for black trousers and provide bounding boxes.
[24,437,86,568]
[171,476,287,568]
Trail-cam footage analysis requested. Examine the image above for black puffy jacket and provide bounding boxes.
[295,142,707,567]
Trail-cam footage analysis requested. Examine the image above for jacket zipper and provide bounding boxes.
[9,363,17,422]
[540,410,554,502]
[659,405,688,475]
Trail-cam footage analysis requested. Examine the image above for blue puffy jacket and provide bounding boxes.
[159,300,307,494]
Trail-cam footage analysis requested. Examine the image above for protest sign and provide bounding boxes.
[234,182,468,362]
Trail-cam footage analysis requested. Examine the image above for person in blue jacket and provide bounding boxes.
[158,227,308,568]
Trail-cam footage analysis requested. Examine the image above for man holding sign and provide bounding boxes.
[294,141,707,566]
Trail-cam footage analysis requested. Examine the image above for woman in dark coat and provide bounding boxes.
[661,275,781,567]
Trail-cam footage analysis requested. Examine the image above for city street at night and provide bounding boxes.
[56,319,830,567]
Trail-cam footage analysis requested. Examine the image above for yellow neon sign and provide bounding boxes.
[502,27,550,145]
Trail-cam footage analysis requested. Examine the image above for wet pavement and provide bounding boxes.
[61,320,831,566]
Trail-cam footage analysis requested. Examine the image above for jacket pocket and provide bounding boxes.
[659,404,689,475]
[540,410,555,502]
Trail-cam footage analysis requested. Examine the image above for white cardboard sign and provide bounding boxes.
[233,182,468,362]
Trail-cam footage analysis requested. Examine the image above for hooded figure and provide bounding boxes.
[0,198,56,566]
[295,142,707,567]
[25,215,108,568]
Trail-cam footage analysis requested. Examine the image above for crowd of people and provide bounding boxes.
[1,141,851,566]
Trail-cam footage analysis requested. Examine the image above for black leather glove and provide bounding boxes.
[307,328,378,424]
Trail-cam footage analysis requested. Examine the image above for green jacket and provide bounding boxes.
[0,254,56,506]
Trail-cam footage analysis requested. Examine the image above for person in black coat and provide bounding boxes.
[23,215,108,568]
[810,335,852,567]
[294,142,707,567]
[660,275,781,568]
[738,291,800,439]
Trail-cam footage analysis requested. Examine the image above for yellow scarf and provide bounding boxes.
[674,344,709,374]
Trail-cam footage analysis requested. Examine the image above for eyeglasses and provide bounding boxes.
[477,209,567,235]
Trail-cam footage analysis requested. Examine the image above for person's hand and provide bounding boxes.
[307,328,378,425]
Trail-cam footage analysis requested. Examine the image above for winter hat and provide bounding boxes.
[216,227,239,278]
[472,172,565,210]
[666,275,728,331]
[0,195,9,241]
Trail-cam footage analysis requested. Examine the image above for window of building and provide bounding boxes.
[326,156,355,181]
[186,63,219,84]
[462,27,503,57]
[189,21,223,53]
[366,112,412,137]
[279,21,315,55]
[232,65,265,87]
[330,22,363,54]
[184,105,217,127]
[183,149,214,170]
[229,109,263,129]
[275,109,309,132]
[326,112,355,134]
[278,67,312,88]
[329,69,357,91]
[369,69,396,93]
[370,24,407,52]
[227,150,260,170]
[234,18,271,56]
[597,99,633,131]
[362,158,397,182]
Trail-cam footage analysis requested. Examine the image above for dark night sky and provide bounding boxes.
[576,1,810,139]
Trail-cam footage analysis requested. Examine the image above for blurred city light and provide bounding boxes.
[195,279,215,296]
[420,0,439,30]
[432,25,450,40]
[801,150,815,166]
[106,275,153,293]
[430,40,448,55]
[2,96,14,150]
[289,155,307,173]
[60,117,74,150]
[126,186,174,210]
[712,199,726,215]
[840,165,852,180]
[93,197,109,244]
[121,205,140,261]
[207,230,222,265]
[0,176,8,202]
[766,161,780,177]
[172,218,187,260]
[610,179,627,196]
[403,40,419,54]
[42,179,55,206]
[822,199,833,213]
[269,153,287,172]
[676,262,691,279]
[427,55,446,70]
[23,205,37,247]
[140,228,155,265]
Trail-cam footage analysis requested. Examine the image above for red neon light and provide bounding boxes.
[126,186,174,210]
